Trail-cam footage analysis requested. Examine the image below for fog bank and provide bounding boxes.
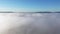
[0,13,60,34]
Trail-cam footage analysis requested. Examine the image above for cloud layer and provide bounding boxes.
[0,13,60,34]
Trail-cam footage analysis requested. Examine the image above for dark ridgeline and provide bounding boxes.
[35,11,60,13]
[18,11,60,13]
[0,11,14,13]
[0,11,60,13]
[35,11,51,13]
[54,11,60,13]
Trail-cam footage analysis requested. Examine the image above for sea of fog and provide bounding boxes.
[0,13,60,34]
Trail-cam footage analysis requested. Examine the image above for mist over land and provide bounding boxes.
[0,12,60,34]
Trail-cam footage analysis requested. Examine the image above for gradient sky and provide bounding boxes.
[0,0,60,12]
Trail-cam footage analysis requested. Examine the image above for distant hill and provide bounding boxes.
[35,11,60,13]
[0,11,14,13]
[0,11,60,13]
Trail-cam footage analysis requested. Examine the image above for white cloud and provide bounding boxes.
[0,13,60,34]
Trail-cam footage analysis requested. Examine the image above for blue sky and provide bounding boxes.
[0,0,60,12]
